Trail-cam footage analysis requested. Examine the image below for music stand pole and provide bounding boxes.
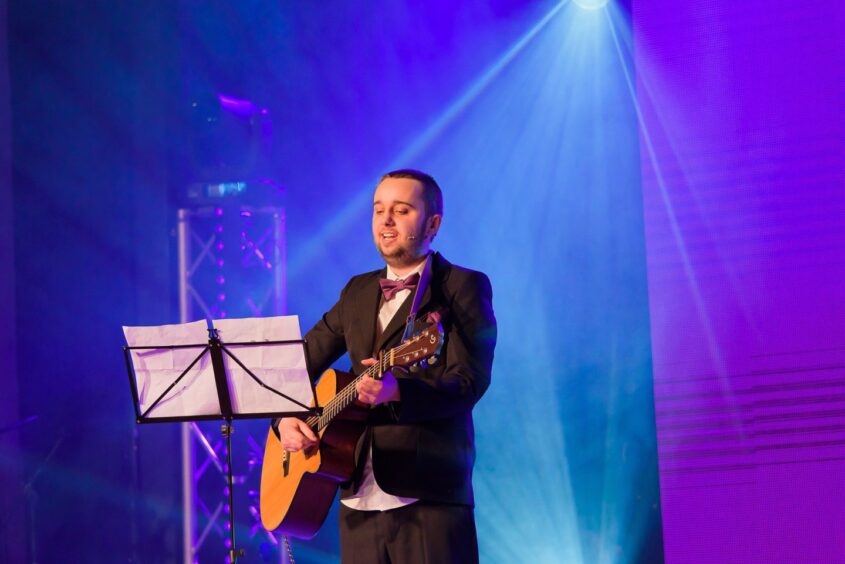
[221,420,240,563]
[207,331,242,563]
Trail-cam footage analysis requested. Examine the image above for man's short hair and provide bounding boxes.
[380,169,443,218]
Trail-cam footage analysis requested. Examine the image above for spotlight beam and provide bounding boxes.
[575,0,609,10]
[289,1,571,277]
[602,7,745,427]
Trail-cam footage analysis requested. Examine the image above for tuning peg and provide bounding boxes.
[427,355,438,365]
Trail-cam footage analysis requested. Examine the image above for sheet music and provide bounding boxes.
[123,320,219,418]
[213,316,312,415]
[123,316,312,419]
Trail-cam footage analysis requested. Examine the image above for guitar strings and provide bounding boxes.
[304,331,437,431]
[307,343,404,429]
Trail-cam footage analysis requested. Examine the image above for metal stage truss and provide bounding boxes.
[177,205,287,563]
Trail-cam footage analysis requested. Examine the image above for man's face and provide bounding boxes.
[372,177,439,269]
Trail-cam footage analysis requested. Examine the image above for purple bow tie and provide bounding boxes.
[379,273,420,301]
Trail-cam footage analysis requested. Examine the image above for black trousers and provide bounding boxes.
[338,501,479,564]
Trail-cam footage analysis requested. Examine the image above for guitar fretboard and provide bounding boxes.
[304,329,440,431]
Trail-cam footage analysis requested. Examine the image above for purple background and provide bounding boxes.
[635,2,845,562]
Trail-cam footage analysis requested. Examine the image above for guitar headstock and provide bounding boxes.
[391,322,444,368]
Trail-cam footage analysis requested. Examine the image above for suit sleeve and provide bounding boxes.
[303,281,350,381]
[393,270,496,422]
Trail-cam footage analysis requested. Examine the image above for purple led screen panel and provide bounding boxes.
[634,3,845,563]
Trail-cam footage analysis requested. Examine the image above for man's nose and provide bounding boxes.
[383,213,395,226]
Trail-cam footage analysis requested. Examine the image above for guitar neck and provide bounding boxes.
[305,355,391,432]
[304,323,443,432]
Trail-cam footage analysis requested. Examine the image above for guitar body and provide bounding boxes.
[260,369,368,538]
[259,322,444,538]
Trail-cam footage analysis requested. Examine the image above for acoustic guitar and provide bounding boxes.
[260,322,444,538]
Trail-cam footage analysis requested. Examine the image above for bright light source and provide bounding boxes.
[574,0,609,10]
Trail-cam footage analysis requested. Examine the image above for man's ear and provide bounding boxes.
[426,214,442,241]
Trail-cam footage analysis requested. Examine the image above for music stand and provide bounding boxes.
[123,317,318,563]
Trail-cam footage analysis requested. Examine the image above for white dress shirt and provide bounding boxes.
[340,260,426,511]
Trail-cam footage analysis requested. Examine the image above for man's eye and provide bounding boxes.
[395,208,408,214]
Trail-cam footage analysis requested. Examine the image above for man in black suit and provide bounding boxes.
[278,169,496,563]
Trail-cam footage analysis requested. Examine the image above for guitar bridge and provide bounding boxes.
[282,451,290,477]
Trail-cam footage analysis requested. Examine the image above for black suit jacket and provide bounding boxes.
[304,252,496,506]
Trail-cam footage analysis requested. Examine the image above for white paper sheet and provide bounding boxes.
[213,316,313,415]
[123,320,218,418]
[123,316,313,420]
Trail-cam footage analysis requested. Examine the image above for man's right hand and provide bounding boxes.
[277,417,319,452]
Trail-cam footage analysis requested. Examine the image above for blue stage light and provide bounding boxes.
[574,0,609,10]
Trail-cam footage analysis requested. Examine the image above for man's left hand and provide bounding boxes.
[357,358,401,405]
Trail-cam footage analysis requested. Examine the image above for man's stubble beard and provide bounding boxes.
[376,237,426,269]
